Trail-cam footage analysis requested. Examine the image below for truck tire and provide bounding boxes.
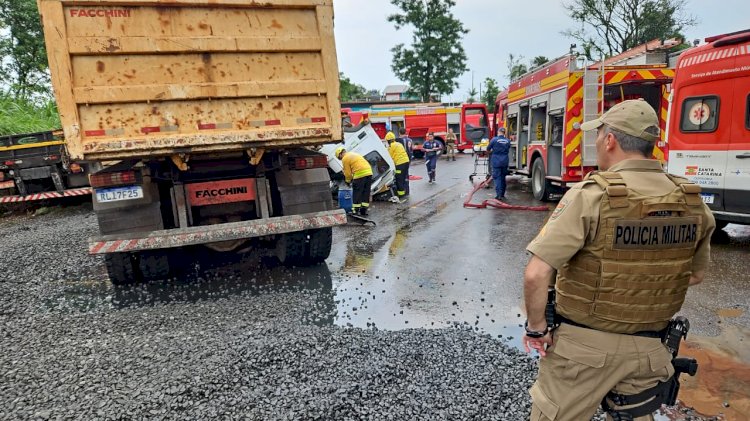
[137,251,171,281]
[531,158,552,202]
[105,253,137,285]
[276,232,307,266]
[306,227,332,264]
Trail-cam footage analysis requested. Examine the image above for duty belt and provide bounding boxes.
[559,316,666,339]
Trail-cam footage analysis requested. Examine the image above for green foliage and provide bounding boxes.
[563,0,696,59]
[339,72,368,102]
[481,78,500,113]
[506,53,528,81]
[0,93,60,135]
[388,0,468,101]
[0,0,50,99]
[530,56,550,68]
[466,87,477,104]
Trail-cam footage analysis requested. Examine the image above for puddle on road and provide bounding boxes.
[675,325,750,420]
[716,307,745,318]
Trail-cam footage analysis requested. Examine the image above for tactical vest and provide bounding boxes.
[556,170,705,334]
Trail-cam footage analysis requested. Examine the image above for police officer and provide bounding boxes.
[521,100,715,421]
[444,128,457,161]
[487,127,511,200]
[335,147,373,216]
[385,131,410,201]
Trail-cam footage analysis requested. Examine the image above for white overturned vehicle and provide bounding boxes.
[321,122,396,198]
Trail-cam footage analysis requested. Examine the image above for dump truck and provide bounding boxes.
[38,0,346,284]
[0,130,92,203]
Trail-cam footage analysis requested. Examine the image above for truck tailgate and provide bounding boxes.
[38,0,341,161]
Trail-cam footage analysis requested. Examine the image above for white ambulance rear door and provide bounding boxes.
[725,73,750,215]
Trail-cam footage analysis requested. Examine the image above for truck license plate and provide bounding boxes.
[700,193,714,204]
[96,186,143,203]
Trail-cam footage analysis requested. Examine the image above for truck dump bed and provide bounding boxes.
[38,0,341,161]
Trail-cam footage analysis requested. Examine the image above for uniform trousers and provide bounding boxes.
[492,165,509,198]
[530,323,674,421]
[395,162,409,197]
[425,154,438,181]
[445,143,456,160]
[351,175,372,215]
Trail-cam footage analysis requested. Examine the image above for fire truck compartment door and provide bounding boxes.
[549,88,567,113]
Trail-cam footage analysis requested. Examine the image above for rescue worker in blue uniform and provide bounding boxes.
[487,127,511,199]
[398,127,414,161]
[423,133,440,183]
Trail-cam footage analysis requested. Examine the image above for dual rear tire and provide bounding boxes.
[105,251,172,286]
[276,227,333,266]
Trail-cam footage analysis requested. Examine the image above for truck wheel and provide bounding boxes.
[531,158,551,202]
[306,227,332,264]
[276,232,307,266]
[105,253,137,285]
[137,251,171,281]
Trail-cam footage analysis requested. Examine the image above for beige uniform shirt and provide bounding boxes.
[527,159,715,272]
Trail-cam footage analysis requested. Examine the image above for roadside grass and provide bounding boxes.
[0,94,61,136]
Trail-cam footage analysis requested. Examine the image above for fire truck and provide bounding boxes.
[494,39,679,200]
[343,103,491,157]
[666,29,750,228]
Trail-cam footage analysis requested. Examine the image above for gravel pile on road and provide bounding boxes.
[0,205,717,420]
[0,205,540,420]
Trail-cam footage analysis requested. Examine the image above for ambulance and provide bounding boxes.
[666,29,750,227]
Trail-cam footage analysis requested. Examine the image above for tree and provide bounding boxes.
[530,56,550,68]
[506,53,528,81]
[339,72,367,102]
[0,0,50,99]
[563,0,695,59]
[388,0,468,101]
[481,78,500,113]
[466,87,477,104]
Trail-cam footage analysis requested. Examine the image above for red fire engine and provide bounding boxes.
[494,39,678,200]
[343,103,491,157]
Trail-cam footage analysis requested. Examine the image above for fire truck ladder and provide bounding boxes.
[581,61,605,167]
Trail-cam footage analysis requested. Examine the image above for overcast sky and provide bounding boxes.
[333,0,750,102]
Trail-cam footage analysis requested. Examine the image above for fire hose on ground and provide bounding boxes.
[463,178,550,211]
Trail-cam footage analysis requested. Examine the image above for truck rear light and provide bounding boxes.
[90,170,137,188]
[288,155,328,170]
[4,160,17,166]
[567,168,582,178]
[69,163,83,173]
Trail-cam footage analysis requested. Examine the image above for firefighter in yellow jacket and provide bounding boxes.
[385,131,410,200]
[522,100,715,421]
[335,147,373,216]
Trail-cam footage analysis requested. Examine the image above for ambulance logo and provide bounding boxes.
[688,102,710,125]
[685,166,698,176]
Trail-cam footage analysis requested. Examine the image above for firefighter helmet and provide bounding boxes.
[385,131,396,141]
[334,146,346,159]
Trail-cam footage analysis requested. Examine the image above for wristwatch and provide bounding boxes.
[524,320,549,338]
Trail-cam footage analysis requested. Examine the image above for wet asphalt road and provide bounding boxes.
[331,153,750,420]
[328,154,550,341]
[2,152,748,420]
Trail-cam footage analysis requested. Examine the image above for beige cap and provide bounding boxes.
[579,99,660,143]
